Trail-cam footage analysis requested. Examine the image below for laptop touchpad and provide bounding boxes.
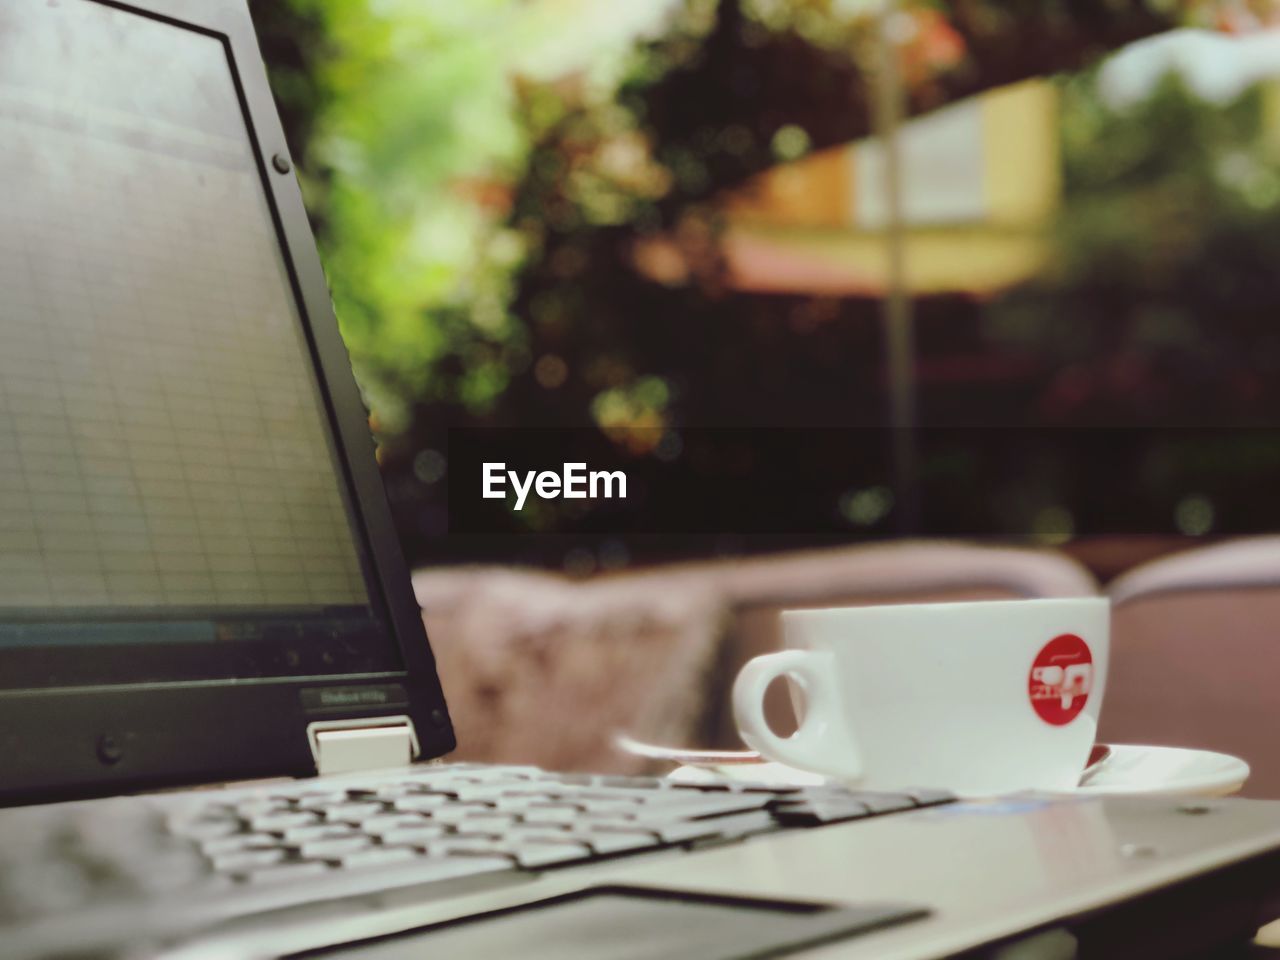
[300,885,928,960]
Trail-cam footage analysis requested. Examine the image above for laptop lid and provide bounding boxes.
[0,0,455,805]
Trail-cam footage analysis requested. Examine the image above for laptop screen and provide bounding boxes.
[0,1,400,685]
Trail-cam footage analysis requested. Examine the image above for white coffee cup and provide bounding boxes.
[732,597,1110,796]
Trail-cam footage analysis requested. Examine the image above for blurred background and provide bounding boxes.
[248,0,1280,582]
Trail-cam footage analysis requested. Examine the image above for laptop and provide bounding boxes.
[3,2,1280,957]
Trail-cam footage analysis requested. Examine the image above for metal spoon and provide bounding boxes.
[1079,744,1114,786]
[613,733,762,766]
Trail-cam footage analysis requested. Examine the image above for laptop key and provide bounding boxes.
[393,795,450,813]
[628,794,772,819]
[427,838,515,860]
[599,776,669,790]
[445,784,517,803]
[361,813,431,836]
[684,810,777,844]
[502,826,573,843]
[251,811,318,832]
[426,836,590,869]
[284,824,360,844]
[455,814,520,835]
[379,824,449,846]
[568,829,659,855]
[563,786,649,801]
[421,804,501,825]
[236,798,291,819]
[340,846,421,870]
[371,784,415,800]
[771,799,872,826]
[573,797,648,815]
[297,836,372,860]
[853,793,916,815]
[295,791,351,810]
[212,848,286,873]
[419,764,545,782]
[497,782,572,798]
[725,782,806,795]
[589,819,721,845]
[238,861,332,885]
[519,807,582,826]
[324,802,385,824]
[506,840,593,869]
[491,796,543,813]
[202,833,280,856]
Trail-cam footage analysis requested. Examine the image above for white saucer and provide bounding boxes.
[666,744,1250,798]
[1071,743,1249,797]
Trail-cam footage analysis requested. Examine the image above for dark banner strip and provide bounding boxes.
[440,428,1280,537]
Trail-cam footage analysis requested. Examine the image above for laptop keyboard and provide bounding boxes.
[169,764,954,885]
[0,764,954,938]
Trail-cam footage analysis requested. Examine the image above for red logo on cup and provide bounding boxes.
[1028,634,1094,726]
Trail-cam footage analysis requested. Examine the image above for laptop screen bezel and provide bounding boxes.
[0,0,456,805]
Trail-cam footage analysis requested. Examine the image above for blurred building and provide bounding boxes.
[711,28,1280,299]
[718,80,1060,297]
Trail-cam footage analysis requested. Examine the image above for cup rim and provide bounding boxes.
[780,596,1110,621]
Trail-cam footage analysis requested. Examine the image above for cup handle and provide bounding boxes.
[732,650,863,780]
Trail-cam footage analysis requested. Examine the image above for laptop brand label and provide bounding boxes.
[301,684,410,713]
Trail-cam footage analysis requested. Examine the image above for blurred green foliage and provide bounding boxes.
[253,0,534,431]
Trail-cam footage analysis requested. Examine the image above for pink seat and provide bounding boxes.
[413,566,725,774]
[1099,537,1280,798]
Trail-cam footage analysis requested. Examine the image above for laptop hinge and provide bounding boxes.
[306,715,420,776]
